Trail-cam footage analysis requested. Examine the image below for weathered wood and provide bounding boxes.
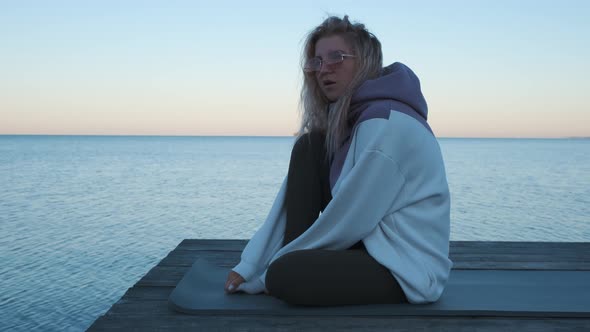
[176,239,247,251]
[179,239,590,251]
[157,251,590,270]
[89,314,590,332]
[87,240,590,331]
[121,286,173,300]
[449,261,590,270]
[163,249,590,263]
[157,241,590,270]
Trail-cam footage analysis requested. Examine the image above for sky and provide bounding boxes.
[1,0,589,138]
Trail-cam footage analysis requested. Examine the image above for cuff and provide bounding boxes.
[236,274,267,294]
[231,260,261,282]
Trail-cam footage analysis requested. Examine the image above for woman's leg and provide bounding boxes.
[283,131,333,247]
[271,132,402,306]
[265,247,407,306]
[283,130,364,250]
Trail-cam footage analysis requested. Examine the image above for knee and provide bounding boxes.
[265,254,290,298]
[292,131,326,158]
[307,130,326,143]
[265,251,303,299]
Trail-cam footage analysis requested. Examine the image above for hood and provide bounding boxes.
[327,62,430,191]
[349,62,428,121]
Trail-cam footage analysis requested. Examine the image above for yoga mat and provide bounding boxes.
[168,258,590,317]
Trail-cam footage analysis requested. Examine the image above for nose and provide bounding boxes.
[318,62,333,74]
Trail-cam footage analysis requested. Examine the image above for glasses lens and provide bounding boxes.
[304,57,321,72]
[325,51,344,65]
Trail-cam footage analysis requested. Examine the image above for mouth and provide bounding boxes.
[323,80,336,87]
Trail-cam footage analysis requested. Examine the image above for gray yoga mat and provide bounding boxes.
[168,258,590,317]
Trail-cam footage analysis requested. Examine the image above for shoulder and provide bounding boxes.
[352,106,440,164]
[354,100,433,136]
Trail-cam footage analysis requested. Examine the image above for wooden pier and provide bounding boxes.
[88,240,590,331]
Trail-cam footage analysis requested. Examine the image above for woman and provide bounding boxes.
[224,15,453,306]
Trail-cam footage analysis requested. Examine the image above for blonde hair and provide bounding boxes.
[295,15,383,163]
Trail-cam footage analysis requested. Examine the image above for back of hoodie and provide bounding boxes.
[232,62,453,304]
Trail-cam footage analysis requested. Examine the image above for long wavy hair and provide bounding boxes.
[295,15,383,164]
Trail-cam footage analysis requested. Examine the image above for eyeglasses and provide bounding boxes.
[303,51,356,72]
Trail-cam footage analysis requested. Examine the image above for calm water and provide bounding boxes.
[1,135,589,331]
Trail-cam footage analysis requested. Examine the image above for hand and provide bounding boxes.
[225,270,245,294]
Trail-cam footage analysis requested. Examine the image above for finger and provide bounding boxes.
[225,278,238,289]
[226,283,236,293]
[225,276,238,288]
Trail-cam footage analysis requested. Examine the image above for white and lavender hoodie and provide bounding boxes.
[231,62,453,304]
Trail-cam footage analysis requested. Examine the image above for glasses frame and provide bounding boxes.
[303,51,357,73]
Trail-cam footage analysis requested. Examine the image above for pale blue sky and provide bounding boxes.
[1,0,588,137]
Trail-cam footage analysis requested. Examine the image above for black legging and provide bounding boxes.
[264,131,408,306]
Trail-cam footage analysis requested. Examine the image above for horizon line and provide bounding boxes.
[1,134,588,140]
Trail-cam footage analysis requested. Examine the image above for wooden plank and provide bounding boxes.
[136,266,191,287]
[448,244,590,249]
[158,250,240,266]
[121,286,173,301]
[156,250,590,271]
[162,250,590,264]
[89,312,590,332]
[177,240,590,257]
[450,261,590,270]
[450,241,590,248]
[165,248,590,263]
[449,254,590,262]
[449,246,590,255]
[157,255,590,270]
[178,239,590,250]
[176,239,248,251]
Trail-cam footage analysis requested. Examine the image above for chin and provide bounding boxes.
[325,93,338,102]
[323,89,342,102]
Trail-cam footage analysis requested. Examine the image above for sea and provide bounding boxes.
[1,135,589,331]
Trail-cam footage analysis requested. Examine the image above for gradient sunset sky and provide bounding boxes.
[1,0,588,138]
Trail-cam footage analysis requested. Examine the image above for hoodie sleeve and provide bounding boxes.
[237,120,407,294]
[230,174,288,282]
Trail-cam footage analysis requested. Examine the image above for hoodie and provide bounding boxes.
[231,62,453,304]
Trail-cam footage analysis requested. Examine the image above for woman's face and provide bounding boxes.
[314,35,357,102]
